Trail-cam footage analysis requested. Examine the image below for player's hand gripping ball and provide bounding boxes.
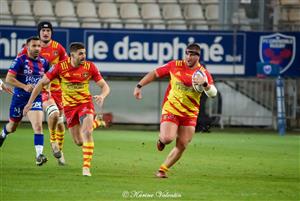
[192,70,207,93]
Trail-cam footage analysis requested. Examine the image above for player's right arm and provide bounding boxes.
[133,62,172,100]
[6,57,34,92]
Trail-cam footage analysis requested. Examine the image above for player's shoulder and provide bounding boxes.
[198,63,206,72]
[15,54,27,63]
[56,58,70,69]
[51,40,65,50]
[174,60,185,67]
[83,60,96,70]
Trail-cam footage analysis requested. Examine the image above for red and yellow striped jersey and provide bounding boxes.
[19,40,68,93]
[46,58,103,107]
[155,60,214,118]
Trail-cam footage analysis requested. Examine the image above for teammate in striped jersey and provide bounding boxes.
[23,42,110,176]
[0,36,50,166]
[134,43,217,178]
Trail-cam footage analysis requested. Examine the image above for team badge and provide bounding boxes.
[54,51,58,56]
[82,72,89,78]
[259,33,296,74]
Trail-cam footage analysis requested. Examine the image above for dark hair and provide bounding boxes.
[186,43,201,56]
[69,42,85,53]
[37,21,53,35]
[26,36,40,44]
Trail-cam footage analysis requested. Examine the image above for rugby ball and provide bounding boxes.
[192,70,207,93]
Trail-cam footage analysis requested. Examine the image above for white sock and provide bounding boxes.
[1,130,6,138]
[35,145,44,157]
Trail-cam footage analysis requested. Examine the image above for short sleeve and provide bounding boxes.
[58,44,68,61]
[90,62,103,82]
[8,57,22,75]
[155,61,173,78]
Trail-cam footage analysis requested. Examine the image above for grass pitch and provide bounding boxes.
[0,126,299,201]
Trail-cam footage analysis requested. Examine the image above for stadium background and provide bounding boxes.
[0,0,299,130]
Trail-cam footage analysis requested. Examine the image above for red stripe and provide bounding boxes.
[82,146,94,149]
[83,158,91,162]
[83,164,90,168]
[173,97,198,115]
[83,152,93,155]
[186,95,200,108]
[168,101,190,116]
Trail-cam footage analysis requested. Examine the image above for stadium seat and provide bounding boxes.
[184,4,205,20]
[55,1,80,28]
[162,4,187,30]
[162,4,184,20]
[11,0,32,16]
[205,4,219,20]
[120,3,140,19]
[12,0,36,26]
[94,0,115,2]
[120,3,144,29]
[98,3,122,28]
[137,0,157,3]
[116,0,136,2]
[33,1,58,26]
[184,4,208,30]
[141,3,166,29]
[141,4,162,20]
[289,8,300,21]
[76,2,101,28]
[33,0,55,17]
[280,0,300,5]
[178,0,200,3]
[158,0,178,3]
[0,0,10,15]
[0,0,14,25]
[202,0,219,4]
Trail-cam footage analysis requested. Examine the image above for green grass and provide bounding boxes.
[0,127,299,201]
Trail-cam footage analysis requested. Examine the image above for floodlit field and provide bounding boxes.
[0,126,299,201]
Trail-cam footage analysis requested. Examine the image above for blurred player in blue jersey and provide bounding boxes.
[0,36,50,166]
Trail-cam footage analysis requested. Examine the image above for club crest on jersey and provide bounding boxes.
[82,72,89,78]
[259,33,295,74]
[54,51,58,56]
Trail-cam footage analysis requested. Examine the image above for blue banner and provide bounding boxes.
[0,26,299,76]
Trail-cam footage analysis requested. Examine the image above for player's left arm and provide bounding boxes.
[93,79,110,106]
[90,63,110,106]
[203,70,217,98]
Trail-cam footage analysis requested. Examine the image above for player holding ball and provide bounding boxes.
[134,43,217,178]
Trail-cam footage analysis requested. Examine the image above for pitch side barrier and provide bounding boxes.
[0,26,299,77]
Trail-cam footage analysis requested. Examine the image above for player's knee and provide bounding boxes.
[6,122,19,133]
[32,123,43,133]
[160,136,173,145]
[176,140,190,150]
[46,104,59,120]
